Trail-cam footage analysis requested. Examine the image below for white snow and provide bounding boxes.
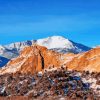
[59,98,65,100]
[44,67,57,72]
[82,77,100,90]
[0,86,6,93]
[38,71,43,77]
[37,36,74,49]
[5,40,35,51]
[82,78,97,84]
[0,45,5,55]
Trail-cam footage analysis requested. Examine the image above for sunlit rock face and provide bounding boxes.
[0,45,63,74]
[0,44,99,75]
[66,47,100,72]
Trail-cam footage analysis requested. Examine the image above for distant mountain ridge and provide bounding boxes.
[0,36,91,60]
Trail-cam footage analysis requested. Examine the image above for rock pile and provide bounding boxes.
[0,68,99,100]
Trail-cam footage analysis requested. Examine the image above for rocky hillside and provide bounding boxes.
[0,45,99,75]
[0,68,99,100]
[0,45,62,74]
[0,44,99,100]
[66,47,100,72]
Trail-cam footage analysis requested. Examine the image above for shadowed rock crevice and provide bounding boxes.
[39,51,44,69]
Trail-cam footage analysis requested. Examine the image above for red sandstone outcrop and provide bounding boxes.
[0,45,100,74]
[0,45,62,74]
[66,47,100,72]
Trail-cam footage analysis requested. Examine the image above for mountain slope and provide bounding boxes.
[37,36,91,53]
[0,56,9,67]
[66,47,100,72]
[0,45,62,74]
[0,45,19,59]
[0,40,36,59]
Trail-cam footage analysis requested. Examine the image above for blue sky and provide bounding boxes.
[0,0,100,47]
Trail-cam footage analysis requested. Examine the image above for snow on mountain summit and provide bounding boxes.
[5,40,36,51]
[37,36,74,49]
[0,36,91,60]
[37,36,91,53]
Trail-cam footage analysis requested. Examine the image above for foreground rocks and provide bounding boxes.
[0,68,99,100]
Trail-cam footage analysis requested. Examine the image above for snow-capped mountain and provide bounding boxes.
[37,36,91,53]
[5,40,36,51]
[0,36,91,59]
[0,45,19,59]
[0,41,36,59]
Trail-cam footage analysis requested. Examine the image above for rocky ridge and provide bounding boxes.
[0,45,99,74]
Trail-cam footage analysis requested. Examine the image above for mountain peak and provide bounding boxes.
[37,35,74,49]
[0,35,91,60]
[37,35,91,53]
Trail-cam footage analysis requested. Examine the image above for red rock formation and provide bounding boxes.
[0,45,62,74]
[0,45,100,74]
[66,47,100,72]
